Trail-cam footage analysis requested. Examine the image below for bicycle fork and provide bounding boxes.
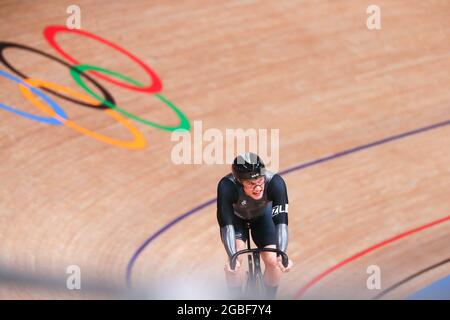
[245,224,265,298]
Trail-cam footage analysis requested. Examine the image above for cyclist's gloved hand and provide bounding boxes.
[277,256,293,272]
[224,259,241,274]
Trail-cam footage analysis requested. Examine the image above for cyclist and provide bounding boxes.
[217,152,293,299]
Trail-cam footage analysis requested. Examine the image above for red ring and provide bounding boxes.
[43,25,162,93]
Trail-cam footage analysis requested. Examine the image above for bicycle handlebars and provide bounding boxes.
[229,248,289,270]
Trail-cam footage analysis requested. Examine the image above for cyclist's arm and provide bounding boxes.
[216,177,238,258]
[267,174,289,253]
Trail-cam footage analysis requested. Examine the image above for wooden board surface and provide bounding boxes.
[0,0,449,299]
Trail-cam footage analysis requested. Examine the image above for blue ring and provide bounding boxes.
[0,70,67,125]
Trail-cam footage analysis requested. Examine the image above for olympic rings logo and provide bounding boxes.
[0,25,191,150]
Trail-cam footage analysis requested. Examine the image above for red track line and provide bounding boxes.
[294,214,450,299]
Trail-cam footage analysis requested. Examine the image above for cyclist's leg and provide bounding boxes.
[225,239,246,287]
[260,245,280,285]
[224,215,246,291]
[251,212,281,298]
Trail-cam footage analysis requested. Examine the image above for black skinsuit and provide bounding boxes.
[216,171,289,258]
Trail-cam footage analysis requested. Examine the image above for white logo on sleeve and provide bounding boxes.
[272,204,288,217]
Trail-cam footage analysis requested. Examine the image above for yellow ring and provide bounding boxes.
[19,78,147,150]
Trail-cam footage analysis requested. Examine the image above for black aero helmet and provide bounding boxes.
[232,152,266,181]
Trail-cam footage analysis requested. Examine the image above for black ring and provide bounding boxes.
[0,42,114,110]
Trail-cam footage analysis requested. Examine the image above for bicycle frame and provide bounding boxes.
[229,224,289,298]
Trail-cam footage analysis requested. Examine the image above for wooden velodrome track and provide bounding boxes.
[0,0,449,299]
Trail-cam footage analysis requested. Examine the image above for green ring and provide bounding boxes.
[70,64,190,131]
